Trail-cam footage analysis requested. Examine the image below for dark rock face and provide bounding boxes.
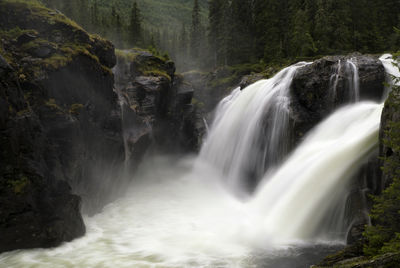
[0,57,85,252]
[290,54,385,143]
[113,50,204,168]
[379,85,400,188]
[0,1,124,253]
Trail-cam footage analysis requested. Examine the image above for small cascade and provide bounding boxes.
[113,52,133,166]
[329,58,360,105]
[112,52,154,169]
[346,58,360,101]
[202,117,210,135]
[329,59,342,105]
[200,62,310,194]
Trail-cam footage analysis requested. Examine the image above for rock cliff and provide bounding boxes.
[0,0,124,252]
[0,1,205,253]
[113,49,204,170]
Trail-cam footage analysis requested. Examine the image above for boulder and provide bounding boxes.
[290,54,385,144]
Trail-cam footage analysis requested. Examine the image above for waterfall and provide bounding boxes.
[249,103,382,243]
[200,62,310,194]
[1,56,395,267]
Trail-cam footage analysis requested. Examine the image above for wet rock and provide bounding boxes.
[16,32,36,45]
[0,0,124,253]
[114,49,204,161]
[290,54,385,145]
[379,85,400,188]
[239,73,266,90]
[91,37,116,68]
[0,54,12,76]
[32,45,54,58]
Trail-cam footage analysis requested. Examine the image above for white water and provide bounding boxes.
[1,56,396,268]
[250,103,382,243]
[200,62,310,194]
[329,58,360,104]
[380,54,400,99]
[346,58,360,101]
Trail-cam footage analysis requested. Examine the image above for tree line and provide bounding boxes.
[41,0,156,50]
[41,0,400,71]
[208,0,400,67]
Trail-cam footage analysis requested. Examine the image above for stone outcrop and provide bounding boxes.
[113,49,205,169]
[0,0,124,252]
[290,54,385,143]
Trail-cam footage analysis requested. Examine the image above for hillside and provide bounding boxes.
[95,0,208,30]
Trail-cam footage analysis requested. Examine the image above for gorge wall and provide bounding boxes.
[0,0,202,253]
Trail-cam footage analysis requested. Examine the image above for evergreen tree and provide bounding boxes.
[229,0,254,64]
[129,2,142,46]
[90,0,99,32]
[190,0,202,60]
[179,23,188,58]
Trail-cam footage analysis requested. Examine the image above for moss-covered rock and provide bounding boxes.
[113,48,204,167]
[0,0,124,253]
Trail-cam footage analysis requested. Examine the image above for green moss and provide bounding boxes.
[143,70,171,81]
[0,0,84,32]
[115,49,139,62]
[69,103,84,115]
[191,98,205,108]
[0,28,38,41]
[0,0,112,76]
[41,53,70,69]
[8,175,30,194]
[16,108,30,117]
[45,98,64,114]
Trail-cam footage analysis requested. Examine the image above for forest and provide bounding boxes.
[42,0,400,70]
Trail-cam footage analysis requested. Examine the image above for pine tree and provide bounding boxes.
[129,2,142,46]
[190,0,202,60]
[179,23,188,58]
[90,0,99,33]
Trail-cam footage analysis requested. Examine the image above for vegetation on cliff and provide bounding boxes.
[363,54,400,257]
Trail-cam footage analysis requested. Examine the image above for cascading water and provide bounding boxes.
[200,62,310,194]
[346,58,360,101]
[249,103,382,243]
[329,58,360,104]
[380,54,400,97]
[0,55,396,268]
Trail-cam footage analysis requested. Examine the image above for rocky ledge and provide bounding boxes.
[113,49,205,170]
[290,54,385,142]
